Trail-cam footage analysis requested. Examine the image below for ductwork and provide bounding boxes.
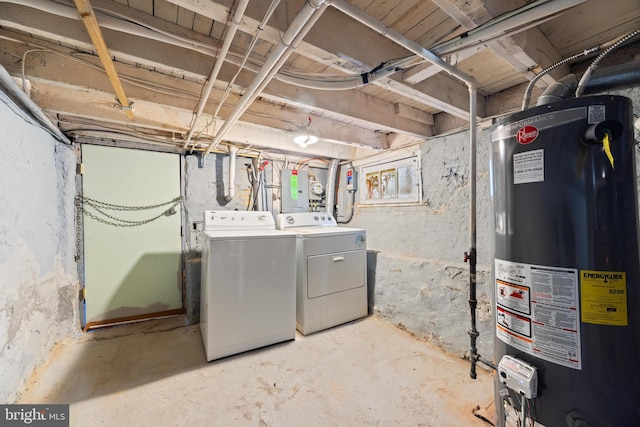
[536,74,578,106]
[536,62,640,107]
[583,62,640,94]
[575,28,640,97]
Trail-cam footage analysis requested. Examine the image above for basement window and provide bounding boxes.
[355,150,421,205]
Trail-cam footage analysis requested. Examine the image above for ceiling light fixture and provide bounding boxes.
[293,116,319,148]
[293,133,319,147]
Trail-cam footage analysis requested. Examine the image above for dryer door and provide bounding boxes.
[307,249,365,298]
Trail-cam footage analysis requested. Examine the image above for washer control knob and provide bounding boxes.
[321,216,325,220]
[314,216,319,220]
[286,216,294,224]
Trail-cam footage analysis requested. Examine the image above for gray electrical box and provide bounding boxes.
[281,169,309,213]
[346,168,358,192]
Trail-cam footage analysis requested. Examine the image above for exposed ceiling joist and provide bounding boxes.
[168,0,480,119]
[0,0,636,158]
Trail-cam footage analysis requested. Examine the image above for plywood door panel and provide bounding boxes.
[81,145,182,327]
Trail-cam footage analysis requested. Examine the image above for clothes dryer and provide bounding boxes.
[276,212,367,335]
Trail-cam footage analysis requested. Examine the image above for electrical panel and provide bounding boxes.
[281,169,309,213]
[346,168,358,192]
[498,355,538,399]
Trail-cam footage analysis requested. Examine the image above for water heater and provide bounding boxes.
[490,95,640,427]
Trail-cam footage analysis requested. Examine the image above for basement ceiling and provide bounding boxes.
[0,0,638,158]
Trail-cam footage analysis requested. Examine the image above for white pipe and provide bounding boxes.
[0,0,218,57]
[183,0,250,150]
[331,0,474,87]
[325,159,339,215]
[203,0,330,155]
[0,64,71,144]
[430,0,587,56]
[331,0,483,372]
[225,146,237,202]
[276,55,423,90]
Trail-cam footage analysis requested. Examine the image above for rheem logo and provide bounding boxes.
[516,125,539,144]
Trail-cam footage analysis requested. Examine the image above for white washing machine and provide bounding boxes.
[276,212,367,335]
[200,210,297,361]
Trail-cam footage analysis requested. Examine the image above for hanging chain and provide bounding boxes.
[75,194,182,228]
[80,195,182,212]
[75,195,83,262]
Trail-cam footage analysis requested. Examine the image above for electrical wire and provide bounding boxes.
[575,28,640,97]
[521,46,598,110]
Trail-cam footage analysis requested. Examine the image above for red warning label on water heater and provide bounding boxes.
[495,259,582,370]
[516,125,539,144]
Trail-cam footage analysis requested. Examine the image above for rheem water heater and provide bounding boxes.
[490,95,640,427]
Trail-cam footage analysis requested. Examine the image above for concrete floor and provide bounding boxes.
[17,315,494,426]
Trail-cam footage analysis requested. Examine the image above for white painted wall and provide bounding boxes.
[349,86,640,362]
[1,81,637,401]
[348,127,494,359]
[0,94,78,402]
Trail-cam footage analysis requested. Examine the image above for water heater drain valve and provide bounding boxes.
[498,355,538,399]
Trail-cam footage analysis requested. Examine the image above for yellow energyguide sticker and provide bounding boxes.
[580,270,627,326]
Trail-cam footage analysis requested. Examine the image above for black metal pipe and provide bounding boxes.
[465,248,479,379]
[466,247,498,377]
[583,61,640,94]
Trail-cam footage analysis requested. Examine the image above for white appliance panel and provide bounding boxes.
[307,250,366,298]
[199,210,297,361]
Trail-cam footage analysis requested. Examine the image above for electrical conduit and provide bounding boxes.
[226,146,237,202]
[203,0,331,155]
[325,159,339,215]
[330,0,495,376]
[183,0,250,150]
[0,64,71,144]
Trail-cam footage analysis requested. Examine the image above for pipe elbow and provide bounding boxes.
[536,74,578,106]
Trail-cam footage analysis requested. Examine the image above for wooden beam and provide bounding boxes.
[0,5,434,138]
[28,80,364,158]
[168,0,477,118]
[432,0,568,87]
[73,0,134,119]
[394,103,434,126]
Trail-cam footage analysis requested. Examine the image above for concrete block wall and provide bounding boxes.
[0,96,79,402]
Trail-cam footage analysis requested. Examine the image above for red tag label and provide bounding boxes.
[347,170,352,177]
[516,125,539,144]
[292,169,298,175]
